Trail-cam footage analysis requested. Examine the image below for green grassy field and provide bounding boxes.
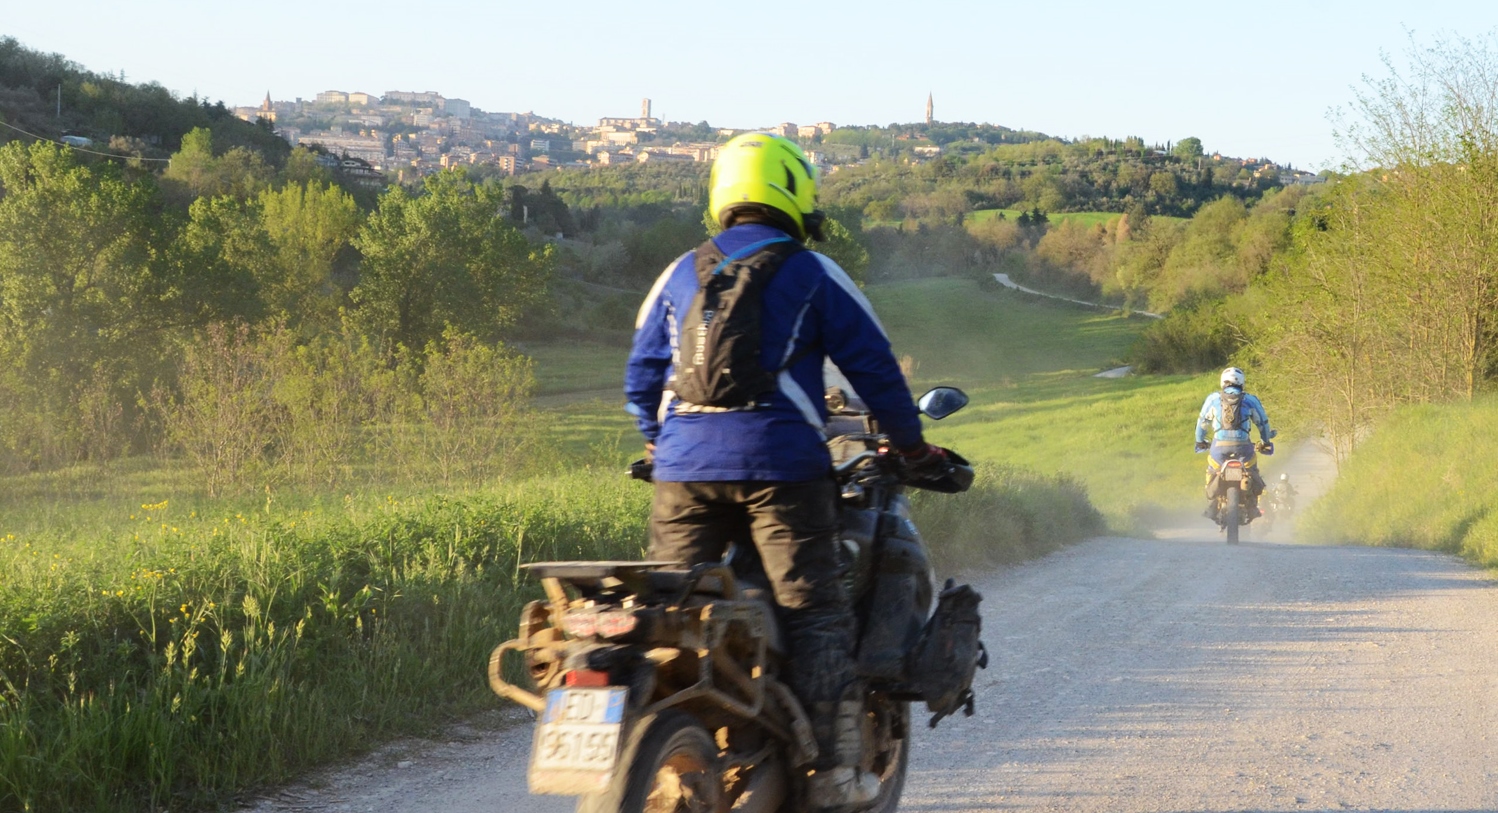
[0,276,1168,808]
[866,279,1206,525]
[1301,397,1498,565]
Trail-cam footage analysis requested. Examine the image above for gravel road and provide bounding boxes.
[242,445,1498,812]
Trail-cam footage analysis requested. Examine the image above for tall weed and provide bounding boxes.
[914,464,1104,574]
[1301,397,1498,561]
[0,471,650,812]
[156,322,276,495]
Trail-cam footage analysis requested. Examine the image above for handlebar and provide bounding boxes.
[833,450,881,477]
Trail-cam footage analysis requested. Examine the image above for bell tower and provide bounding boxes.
[925,92,933,126]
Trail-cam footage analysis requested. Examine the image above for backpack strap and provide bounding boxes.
[696,236,797,280]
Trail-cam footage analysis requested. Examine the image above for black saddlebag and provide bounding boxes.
[907,580,986,727]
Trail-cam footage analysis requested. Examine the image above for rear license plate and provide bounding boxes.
[528,687,626,794]
[1223,467,1244,482]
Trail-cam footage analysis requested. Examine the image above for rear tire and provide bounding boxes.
[576,710,721,813]
[850,697,910,813]
[1225,486,1240,545]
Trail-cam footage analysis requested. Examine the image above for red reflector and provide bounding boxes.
[564,669,610,687]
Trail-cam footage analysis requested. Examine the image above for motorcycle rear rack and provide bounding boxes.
[489,562,820,765]
[521,560,741,605]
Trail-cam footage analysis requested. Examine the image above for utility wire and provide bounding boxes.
[0,117,172,163]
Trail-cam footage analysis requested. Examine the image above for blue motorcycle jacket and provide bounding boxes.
[1196,388,1274,444]
[625,223,923,482]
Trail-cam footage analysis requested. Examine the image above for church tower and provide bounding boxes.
[925,92,933,126]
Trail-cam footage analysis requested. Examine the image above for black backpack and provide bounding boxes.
[1220,389,1245,431]
[671,236,802,409]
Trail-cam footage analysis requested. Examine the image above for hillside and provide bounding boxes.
[0,37,288,161]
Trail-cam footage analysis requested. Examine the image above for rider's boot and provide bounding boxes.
[1202,501,1217,521]
[805,698,881,809]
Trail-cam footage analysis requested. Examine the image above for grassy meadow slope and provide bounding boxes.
[1300,397,1498,565]
[866,278,1207,527]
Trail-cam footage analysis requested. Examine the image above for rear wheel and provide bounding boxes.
[1224,486,1240,545]
[850,697,910,813]
[576,711,721,813]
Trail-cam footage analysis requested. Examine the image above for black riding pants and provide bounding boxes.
[649,478,857,705]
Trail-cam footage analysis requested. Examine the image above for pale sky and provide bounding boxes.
[4,0,1494,170]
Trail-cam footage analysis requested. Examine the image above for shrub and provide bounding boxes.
[914,464,1104,573]
[1130,296,1246,374]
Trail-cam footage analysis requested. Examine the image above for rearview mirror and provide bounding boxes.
[916,387,969,420]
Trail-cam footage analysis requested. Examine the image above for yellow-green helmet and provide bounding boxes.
[710,133,825,241]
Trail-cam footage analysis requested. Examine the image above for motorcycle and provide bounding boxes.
[1262,483,1296,532]
[488,386,984,813]
[1202,442,1273,545]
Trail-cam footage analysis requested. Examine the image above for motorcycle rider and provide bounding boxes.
[1195,366,1276,519]
[1271,473,1297,511]
[624,132,947,809]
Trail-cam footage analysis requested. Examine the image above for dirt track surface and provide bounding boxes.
[241,439,1497,813]
[242,526,1498,813]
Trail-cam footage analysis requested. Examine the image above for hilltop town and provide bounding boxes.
[234,88,1319,189]
[236,90,838,178]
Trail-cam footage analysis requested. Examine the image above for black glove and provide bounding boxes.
[1195,441,1210,452]
[1257,442,1275,455]
[898,442,950,478]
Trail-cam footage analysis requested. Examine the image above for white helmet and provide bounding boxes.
[1220,367,1245,389]
[1280,473,1289,481]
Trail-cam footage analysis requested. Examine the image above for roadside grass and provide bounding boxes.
[1301,397,1498,565]
[0,277,1200,810]
[0,469,651,812]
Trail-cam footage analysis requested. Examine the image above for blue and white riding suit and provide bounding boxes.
[1195,387,1275,494]
[625,222,923,482]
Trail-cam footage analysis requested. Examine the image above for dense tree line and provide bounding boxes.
[823,136,1287,222]
[0,134,550,479]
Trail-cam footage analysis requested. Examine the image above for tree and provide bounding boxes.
[258,181,362,330]
[1149,171,1179,198]
[351,169,552,350]
[161,126,272,204]
[169,195,273,326]
[1254,33,1498,458]
[813,216,870,285]
[1173,137,1204,162]
[0,141,162,462]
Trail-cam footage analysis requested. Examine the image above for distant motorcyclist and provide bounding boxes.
[1195,367,1276,518]
[625,132,945,809]
[1271,473,1297,512]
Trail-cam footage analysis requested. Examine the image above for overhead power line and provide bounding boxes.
[0,118,171,163]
